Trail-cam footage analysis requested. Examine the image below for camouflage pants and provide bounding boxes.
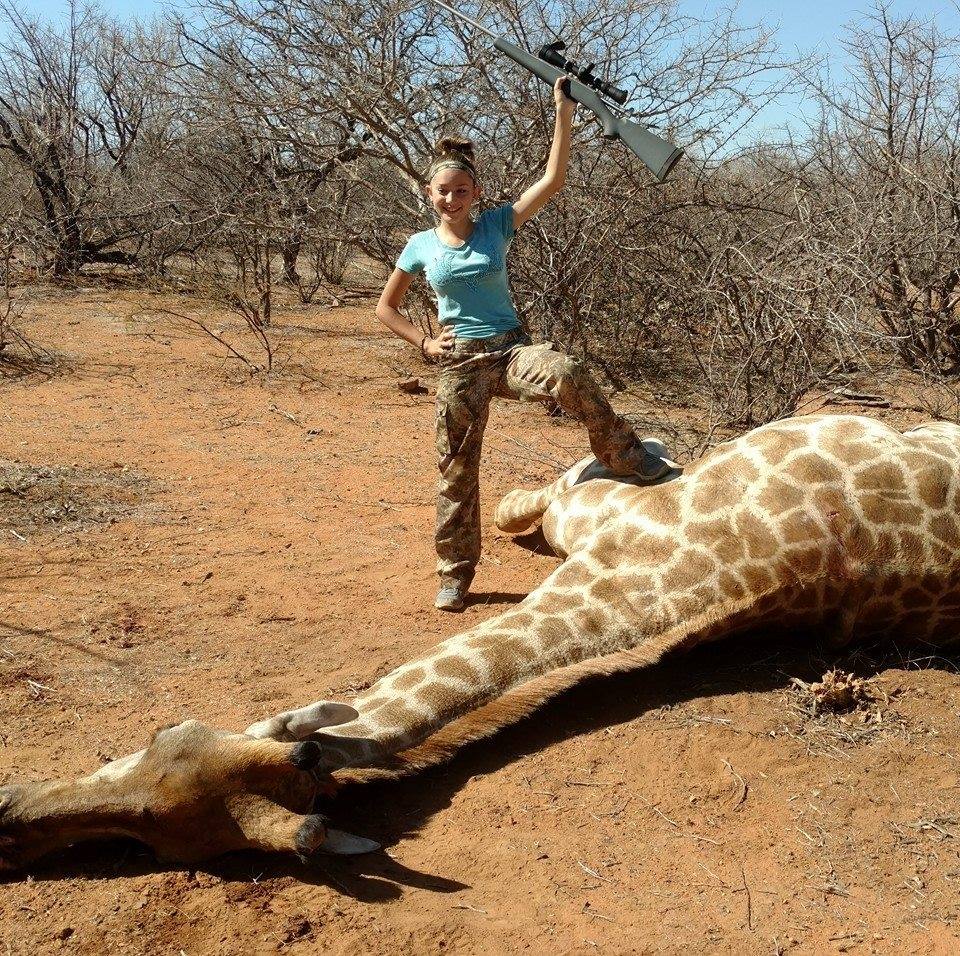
[435,328,650,589]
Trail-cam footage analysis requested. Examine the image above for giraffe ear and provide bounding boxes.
[319,828,381,856]
[282,702,360,739]
[245,702,359,741]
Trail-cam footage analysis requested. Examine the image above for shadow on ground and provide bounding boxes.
[4,836,468,903]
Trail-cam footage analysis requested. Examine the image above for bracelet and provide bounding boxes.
[420,333,429,357]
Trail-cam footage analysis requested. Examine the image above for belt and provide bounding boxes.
[449,327,527,355]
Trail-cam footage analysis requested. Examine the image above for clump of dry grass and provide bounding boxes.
[0,461,155,538]
[790,669,875,715]
[784,669,908,755]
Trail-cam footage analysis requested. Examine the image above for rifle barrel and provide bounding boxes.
[429,0,500,43]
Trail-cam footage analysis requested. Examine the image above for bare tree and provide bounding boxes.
[799,4,960,375]
[8,0,957,434]
[182,0,802,359]
[0,1,183,275]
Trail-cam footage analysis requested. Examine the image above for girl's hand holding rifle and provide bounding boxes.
[554,77,576,120]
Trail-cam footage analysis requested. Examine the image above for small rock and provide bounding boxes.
[398,377,428,395]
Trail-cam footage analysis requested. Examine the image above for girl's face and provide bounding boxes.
[427,169,480,226]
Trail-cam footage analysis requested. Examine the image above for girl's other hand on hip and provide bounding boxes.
[424,327,456,359]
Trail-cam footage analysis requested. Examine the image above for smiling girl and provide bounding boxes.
[376,79,668,612]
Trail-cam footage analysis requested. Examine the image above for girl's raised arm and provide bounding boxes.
[513,78,576,231]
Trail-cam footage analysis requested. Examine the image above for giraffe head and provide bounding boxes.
[0,716,377,874]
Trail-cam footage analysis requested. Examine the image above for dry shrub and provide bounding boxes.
[0,291,29,371]
[0,222,49,375]
[4,0,958,430]
[785,669,907,755]
[795,7,960,378]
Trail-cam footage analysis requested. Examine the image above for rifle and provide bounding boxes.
[428,0,683,181]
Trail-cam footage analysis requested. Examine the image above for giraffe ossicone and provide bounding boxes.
[3,413,959,871]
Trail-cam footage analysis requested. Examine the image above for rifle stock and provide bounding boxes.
[493,38,682,181]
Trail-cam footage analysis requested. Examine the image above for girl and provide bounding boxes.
[376,79,668,612]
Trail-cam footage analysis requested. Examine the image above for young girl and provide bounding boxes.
[376,79,668,612]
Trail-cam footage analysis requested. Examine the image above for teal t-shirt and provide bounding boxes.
[396,204,520,339]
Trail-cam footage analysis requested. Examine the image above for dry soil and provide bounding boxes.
[3,290,960,955]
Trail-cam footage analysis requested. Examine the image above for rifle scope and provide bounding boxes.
[537,41,629,106]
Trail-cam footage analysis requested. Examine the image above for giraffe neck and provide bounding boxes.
[316,544,786,771]
[315,568,636,768]
[279,415,960,774]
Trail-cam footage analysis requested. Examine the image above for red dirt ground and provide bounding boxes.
[3,289,960,954]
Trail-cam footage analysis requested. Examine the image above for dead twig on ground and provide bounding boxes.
[722,757,748,810]
[268,403,303,426]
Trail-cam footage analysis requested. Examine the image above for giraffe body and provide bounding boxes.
[3,414,960,870]
[250,414,960,773]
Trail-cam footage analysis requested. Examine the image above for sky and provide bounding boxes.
[16,0,960,46]
[686,0,959,60]
[6,0,960,135]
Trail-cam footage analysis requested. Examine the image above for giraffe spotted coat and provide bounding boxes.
[5,413,960,870]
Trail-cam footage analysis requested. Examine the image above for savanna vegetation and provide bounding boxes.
[1,0,958,442]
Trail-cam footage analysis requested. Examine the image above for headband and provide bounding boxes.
[428,158,476,179]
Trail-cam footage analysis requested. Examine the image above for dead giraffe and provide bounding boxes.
[3,413,960,871]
